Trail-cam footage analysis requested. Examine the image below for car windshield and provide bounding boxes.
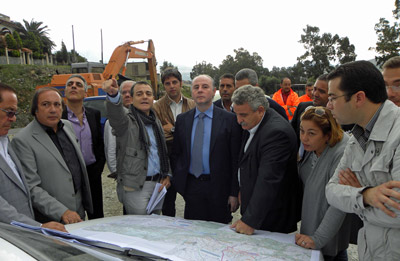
[0,222,164,260]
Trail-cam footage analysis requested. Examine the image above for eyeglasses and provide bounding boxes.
[305,106,325,116]
[328,94,347,103]
[0,108,18,118]
[386,85,400,92]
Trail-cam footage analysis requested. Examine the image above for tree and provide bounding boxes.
[55,41,68,64]
[259,75,280,95]
[160,61,177,72]
[16,19,55,55]
[69,49,87,63]
[370,18,400,67]
[298,25,356,79]
[5,34,20,57]
[190,61,218,81]
[22,32,42,58]
[218,48,265,77]
[12,31,22,49]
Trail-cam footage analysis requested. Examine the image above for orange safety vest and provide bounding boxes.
[298,94,313,103]
[272,89,300,121]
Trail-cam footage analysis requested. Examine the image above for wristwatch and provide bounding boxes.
[171,127,175,133]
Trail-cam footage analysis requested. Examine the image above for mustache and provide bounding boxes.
[240,122,248,126]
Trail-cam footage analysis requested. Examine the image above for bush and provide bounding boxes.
[9,50,20,57]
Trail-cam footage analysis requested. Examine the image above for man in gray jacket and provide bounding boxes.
[325,61,400,260]
[11,88,93,224]
[0,83,66,231]
[103,79,171,214]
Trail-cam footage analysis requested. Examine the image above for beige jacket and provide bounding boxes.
[153,93,195,143]
[326,100,400,260]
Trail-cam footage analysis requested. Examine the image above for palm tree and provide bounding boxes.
[15,19,55,55]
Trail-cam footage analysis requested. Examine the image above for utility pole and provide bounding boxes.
[72,25,76,63]
[101,29,103,64]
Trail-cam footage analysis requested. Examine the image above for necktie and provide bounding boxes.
[192,113,204,177]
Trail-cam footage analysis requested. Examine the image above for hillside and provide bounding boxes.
[0,64,70,127]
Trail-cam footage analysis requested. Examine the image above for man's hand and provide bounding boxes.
[42,221,68,232]
[61,209,83,224]
[339,168,361,188]
[102,79,119,96]
[295,234,316,249]
[362,181,400,218]
[159,176,171,192]
[230,220,254,235]
[228,196,239,212]
[162,118,174,133]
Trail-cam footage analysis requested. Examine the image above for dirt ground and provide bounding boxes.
[101,166,358,260]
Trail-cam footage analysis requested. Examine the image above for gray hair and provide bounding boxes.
[191,74,215,89]
[67,74,88,91]
[232,84,269,111]
[235,68,258,86]
[120,80,136,93]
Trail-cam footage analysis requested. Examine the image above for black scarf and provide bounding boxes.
[130,105,169,176]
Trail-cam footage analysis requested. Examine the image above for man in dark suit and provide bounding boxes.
[231,85,301,234]
[0,83,66,231]
[214,73,236,112]
[171,74,241,224]
[62,74,105,219]
[234,68,288,120]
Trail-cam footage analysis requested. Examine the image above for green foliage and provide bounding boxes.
[297,25,356,79]
[70,49,87,63]
[160,61,177,72]
[5,34,18,50]
[12,31,23,49]
[370,17,400,67]
[218,48,265,77]
[190,61,218,81]
[16,19,55,54]
[23,32,42,53]
[9,50,20,57]
[259,75,280,95]
[0,64,70,127]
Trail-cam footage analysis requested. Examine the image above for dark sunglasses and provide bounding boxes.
[0,108,18,118]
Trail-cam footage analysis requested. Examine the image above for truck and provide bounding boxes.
[36,40,158,98]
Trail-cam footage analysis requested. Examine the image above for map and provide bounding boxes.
[69,215,320,261]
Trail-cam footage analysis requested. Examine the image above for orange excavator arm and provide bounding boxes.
[102,40,158,97]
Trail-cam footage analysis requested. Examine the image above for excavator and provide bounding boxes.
[36,40,158,98]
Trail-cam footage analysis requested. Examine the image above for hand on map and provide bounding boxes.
[230,219,254,235]
[295,234,315,249]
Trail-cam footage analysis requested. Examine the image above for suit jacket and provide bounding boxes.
[291,101,313,148]
[0,142,40,226]
[62,106,105,177]
[213,98,233,112]
[214,98,288,121]
[171,106,241,200]
[10,119,93,222]
[239,109,301,233]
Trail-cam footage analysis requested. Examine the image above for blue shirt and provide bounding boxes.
[145,125,160,176]
[190,105,213,175]
[108,92,160,176]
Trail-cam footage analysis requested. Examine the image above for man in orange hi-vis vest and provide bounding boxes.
[298,82,313,103]
[272,78,300,121]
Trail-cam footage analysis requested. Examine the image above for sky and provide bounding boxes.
[1,0,396,74]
